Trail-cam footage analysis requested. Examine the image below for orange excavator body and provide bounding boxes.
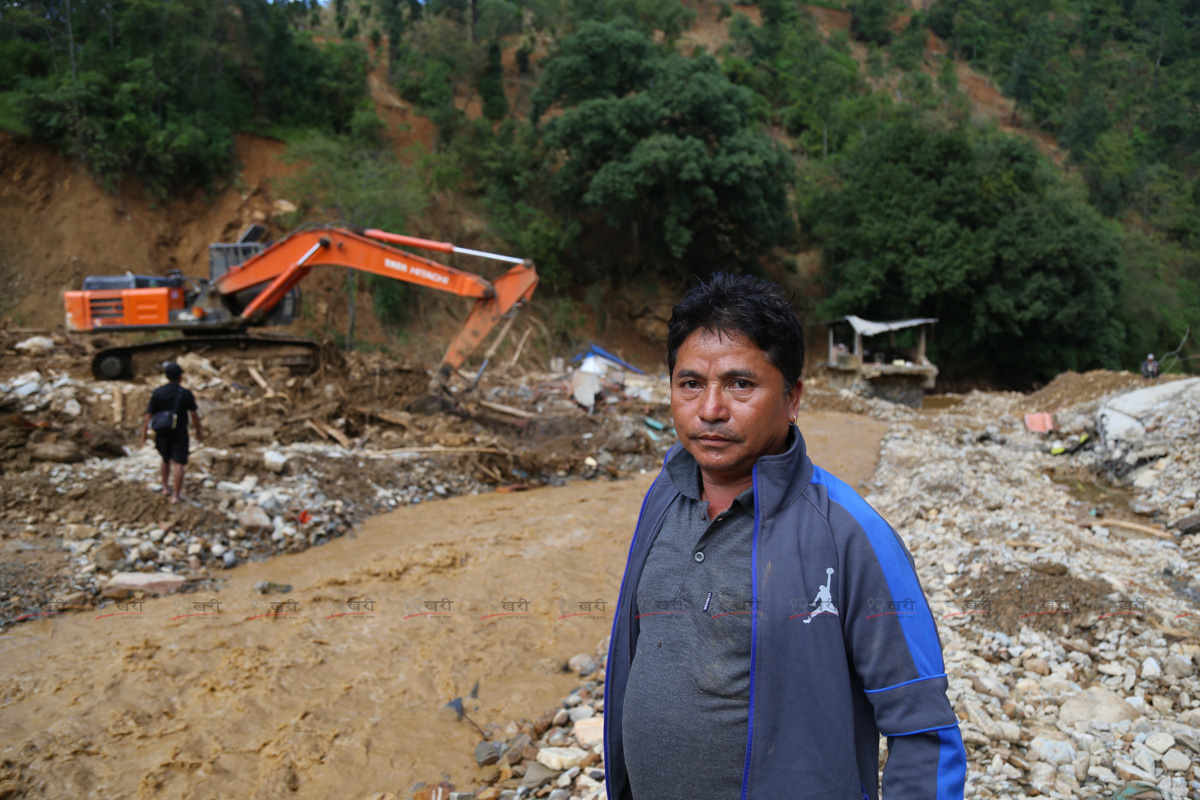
[64,283,188,331]
[64,225,538,381]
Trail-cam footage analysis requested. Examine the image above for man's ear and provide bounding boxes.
[787,379,803,417]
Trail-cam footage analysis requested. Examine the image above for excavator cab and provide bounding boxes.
[207,239,300,326]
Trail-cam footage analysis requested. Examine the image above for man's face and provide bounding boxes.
[671,328,802,484]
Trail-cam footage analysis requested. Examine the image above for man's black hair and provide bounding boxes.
[667,273,805,389]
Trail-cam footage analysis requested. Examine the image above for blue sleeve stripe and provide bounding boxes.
[810,466,944,677]
[885,722,960,737]
[936,725,968,800]
[863,673,948,694]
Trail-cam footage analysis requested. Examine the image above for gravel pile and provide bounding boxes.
[864,388,1200,799]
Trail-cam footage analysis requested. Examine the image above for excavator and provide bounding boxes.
[63,224,538,389]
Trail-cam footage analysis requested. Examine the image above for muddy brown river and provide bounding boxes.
[0,412,887,799]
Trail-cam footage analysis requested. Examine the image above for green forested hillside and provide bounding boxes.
[2,0,370,193]
[2,0,1197,385]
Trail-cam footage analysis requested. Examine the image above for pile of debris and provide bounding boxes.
[863,380,1200,799]
[0,332,677,627]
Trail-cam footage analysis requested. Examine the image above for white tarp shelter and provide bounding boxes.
[828,316,938,363]
[843,315,938,337]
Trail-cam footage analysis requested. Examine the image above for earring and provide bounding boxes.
[789,415,797,425]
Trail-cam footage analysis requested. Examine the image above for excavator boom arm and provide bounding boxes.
[215,228,497,302]
[213,226,537,374]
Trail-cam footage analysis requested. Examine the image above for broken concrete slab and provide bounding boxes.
[1107,377,1200,417]
[102,571,187,596]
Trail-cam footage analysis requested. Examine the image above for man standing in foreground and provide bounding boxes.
[604,274,965,800]
[140,361,203,503]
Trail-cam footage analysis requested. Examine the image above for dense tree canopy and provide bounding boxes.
[534,21,794,274]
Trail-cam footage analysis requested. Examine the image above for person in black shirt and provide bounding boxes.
[139,362,204,503]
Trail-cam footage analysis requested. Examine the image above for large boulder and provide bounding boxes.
[1058,686,1141,727]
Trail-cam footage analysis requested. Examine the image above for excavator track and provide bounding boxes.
[90,333,322,380]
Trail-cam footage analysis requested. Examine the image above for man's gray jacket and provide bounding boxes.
[604,429,967,800]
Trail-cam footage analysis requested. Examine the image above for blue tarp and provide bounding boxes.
[571,343,645,375]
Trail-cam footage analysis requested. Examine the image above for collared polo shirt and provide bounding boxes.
[621,444,758,799]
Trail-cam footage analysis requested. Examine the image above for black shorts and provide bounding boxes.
[155,431,189,465]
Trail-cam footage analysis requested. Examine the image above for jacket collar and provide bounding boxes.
[662,425,814,521]
[751,424,815,521]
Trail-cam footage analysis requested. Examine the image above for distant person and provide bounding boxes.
[140,361,203,503]
[1142,353,1160,379]
[604,274,965,800]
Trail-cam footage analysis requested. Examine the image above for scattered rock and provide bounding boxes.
[91,541,126,572]
[536,747,588,771]
[520,762,560,790]
[1112,758,1156,783]
[1028,735,1077,766]
[474,740,504,767]
[1174,513,1200,535]
[263,450,288,474]
[1024,657,1050,676]
[567,706,594,722]
[64,523,99,541]
[1144,732,1175,754]
[572,716,604,748]
[1161,748,1191,772]
[239,505,274,534]
[1164,653,1195,678]
[1130,500,1159,515]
